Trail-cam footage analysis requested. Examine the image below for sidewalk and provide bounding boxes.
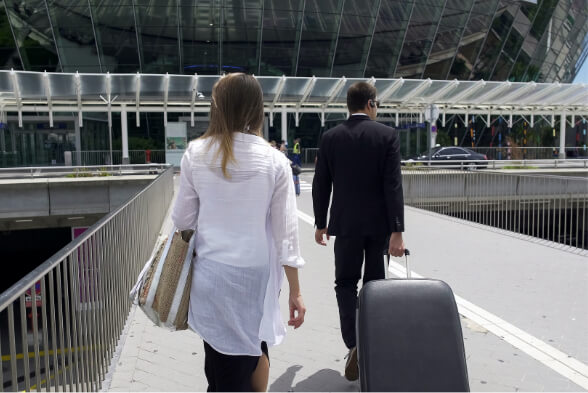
[105,173,587,392]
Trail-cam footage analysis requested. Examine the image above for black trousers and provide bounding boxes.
[334,235,387,349]
[203,341,269,392]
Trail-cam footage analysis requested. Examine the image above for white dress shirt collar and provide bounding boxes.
[232,132,267,145]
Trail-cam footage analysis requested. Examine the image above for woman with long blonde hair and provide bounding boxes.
[172,73,306,392]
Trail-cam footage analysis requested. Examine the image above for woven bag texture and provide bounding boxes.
[137,231,193,330]
[139,240,166,306]
[173,266,193,330]
[153,232,190,324]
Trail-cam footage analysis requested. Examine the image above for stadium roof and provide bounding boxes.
[0,71,586,127]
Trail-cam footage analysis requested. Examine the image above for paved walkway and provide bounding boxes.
[105,172,587,392]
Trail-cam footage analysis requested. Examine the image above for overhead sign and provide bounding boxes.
[166,122,188,167]
[424,104,439,123]
[396,122,427,129]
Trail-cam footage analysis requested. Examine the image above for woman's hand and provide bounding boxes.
[288,293,306,329]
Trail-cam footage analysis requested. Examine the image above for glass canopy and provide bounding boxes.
[0,71,586,121]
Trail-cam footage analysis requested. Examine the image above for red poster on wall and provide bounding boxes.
[25,281,41,308]
[72,227,87,240]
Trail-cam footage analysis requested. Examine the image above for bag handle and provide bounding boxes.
[386,249,411,279]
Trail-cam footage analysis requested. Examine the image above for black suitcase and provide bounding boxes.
[357,250,469,392]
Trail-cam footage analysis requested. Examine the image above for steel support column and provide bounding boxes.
[122,106,129,164]
[281,108,288,146]
[75,115,82,165]
[263,116,269,141]
[559,112,566,159]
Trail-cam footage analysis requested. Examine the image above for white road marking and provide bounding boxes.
[299,180,312,192]
[297,210,315,225]
[296,209,588,389]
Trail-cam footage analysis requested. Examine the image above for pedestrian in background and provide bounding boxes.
[172,73,306,392]
[291,137,302,197]
[292,162,301,197]
[312,81,405,381]
[292,137,302,167]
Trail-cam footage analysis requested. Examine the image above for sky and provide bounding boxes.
[573,58,588,83]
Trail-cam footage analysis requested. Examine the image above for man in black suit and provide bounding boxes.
[312,82,405,381]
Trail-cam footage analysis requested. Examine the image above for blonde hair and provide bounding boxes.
[203,73,265,178]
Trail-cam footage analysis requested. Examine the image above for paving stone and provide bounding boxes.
[107,370,134,391]
[134,357,195,383]
[131,368,192,391]
[127,379,150,392]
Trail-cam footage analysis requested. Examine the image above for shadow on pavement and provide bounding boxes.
[270,366,358,392]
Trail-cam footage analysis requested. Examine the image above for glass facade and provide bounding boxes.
[0,0,586,82]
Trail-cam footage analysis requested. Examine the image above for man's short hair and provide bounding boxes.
[347,82,377,112]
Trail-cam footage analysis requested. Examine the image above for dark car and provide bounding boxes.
[408,146,488,168]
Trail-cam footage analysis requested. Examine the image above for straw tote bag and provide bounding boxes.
[130,229,195,331]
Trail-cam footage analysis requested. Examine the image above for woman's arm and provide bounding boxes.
[171,151,200,231]
[269,156,306,328]
[284,266,305,329]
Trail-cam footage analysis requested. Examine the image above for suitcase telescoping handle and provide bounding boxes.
[386,249,411,279]
[404,249,411,278]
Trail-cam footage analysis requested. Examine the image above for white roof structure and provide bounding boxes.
[0,71,587,128]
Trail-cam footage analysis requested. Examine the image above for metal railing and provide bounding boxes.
[401,166,588,251]
[3,147,586,168]
[0,166,174,391]
[0,150,166,168]
[0,152,19,168]
[0,164,169,180]
[401,158,588,170]
[467,146,588,160]
[290,148,588,165]
[74,150,166,166]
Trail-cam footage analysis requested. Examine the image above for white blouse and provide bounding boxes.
[171,132,305,356]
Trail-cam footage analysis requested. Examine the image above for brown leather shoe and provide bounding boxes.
[344,347,359,381]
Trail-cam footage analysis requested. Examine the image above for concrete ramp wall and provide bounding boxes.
[0,175,157,220]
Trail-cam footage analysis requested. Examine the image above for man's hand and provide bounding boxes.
[388,232,405,257]
[315,228,329,246]
[288,293,306,329]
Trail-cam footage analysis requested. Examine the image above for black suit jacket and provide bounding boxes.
[312,115,404,236]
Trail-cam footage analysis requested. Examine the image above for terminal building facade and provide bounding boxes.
[2,0,586,82]
[0,0,587,165]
